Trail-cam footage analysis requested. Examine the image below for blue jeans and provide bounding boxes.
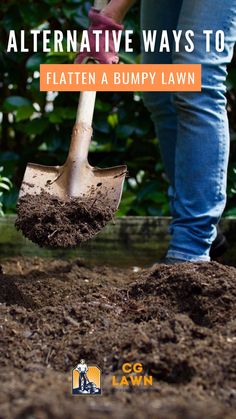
[141,0,236,261]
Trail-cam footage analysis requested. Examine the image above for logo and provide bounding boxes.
[72,359,101,395]
[112,362,153,388]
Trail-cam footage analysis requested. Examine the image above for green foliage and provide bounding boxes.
[225,164,236,216]
[0,0,236,216]
[0,167,12,216]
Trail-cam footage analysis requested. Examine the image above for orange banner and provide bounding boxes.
[40,64,201,92]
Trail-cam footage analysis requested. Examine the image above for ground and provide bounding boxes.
[0,257,236,419]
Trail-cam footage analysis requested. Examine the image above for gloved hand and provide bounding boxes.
[75,7,123,64]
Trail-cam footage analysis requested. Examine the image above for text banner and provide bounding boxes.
[40,64,202,92]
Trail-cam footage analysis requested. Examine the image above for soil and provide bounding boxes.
[15,192,114,248]
[0,258,236,419]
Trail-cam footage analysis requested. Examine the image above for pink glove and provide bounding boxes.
[75,8,123,64]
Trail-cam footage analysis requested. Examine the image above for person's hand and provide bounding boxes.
[75,8,123,64]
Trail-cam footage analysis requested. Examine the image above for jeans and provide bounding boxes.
[79,372,87,390]
[141,0,236,261]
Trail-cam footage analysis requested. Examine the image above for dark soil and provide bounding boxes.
[0,258,236,419]
[15,192,114,248]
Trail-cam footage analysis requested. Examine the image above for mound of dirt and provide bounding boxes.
[15,192,114,248]
[0,258,236,419]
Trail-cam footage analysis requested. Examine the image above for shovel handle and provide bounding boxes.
[94,0,108,9]
[75,0,108,126]
[73,0,108,161]
[94,0,108,10]
[76,91,96,127]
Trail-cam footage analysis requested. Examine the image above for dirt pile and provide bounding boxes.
[15,192,114,248]
[0,258,236,418]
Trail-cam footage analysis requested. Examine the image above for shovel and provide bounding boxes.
[16,0,127,247]
[19,91,127,208]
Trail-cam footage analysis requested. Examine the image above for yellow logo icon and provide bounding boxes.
[72,359,101,395]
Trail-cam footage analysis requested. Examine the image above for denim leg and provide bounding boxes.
[167,0,236,261]
[141,0,183,188]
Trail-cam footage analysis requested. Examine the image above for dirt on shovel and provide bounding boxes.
[15,191,114,248]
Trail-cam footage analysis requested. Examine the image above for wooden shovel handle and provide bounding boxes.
[74,0,108,150]
[94,0,108,9]
[75,1,108,126]
[76,91,96,127]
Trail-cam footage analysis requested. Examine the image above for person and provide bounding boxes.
[77,0,236,263]
[75,359,88,390]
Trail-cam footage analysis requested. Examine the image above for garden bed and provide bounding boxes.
[0,256,236,418]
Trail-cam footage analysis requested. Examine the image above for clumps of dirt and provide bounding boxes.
[15,192,114,248]
[128,262,236,328]
[0,258,236,418]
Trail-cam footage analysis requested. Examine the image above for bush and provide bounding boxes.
[0,167,12,215]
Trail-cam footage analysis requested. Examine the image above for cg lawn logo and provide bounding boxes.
[72,359,101,395]
[112,362,153,388]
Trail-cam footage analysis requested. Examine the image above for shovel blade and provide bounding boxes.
[19,163,61,198]
[19,162,127,211]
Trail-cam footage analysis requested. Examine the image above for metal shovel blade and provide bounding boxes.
[16,122,127,248]
[19,160,127,211]
[19,163,127,212]
[19,124,127,211]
